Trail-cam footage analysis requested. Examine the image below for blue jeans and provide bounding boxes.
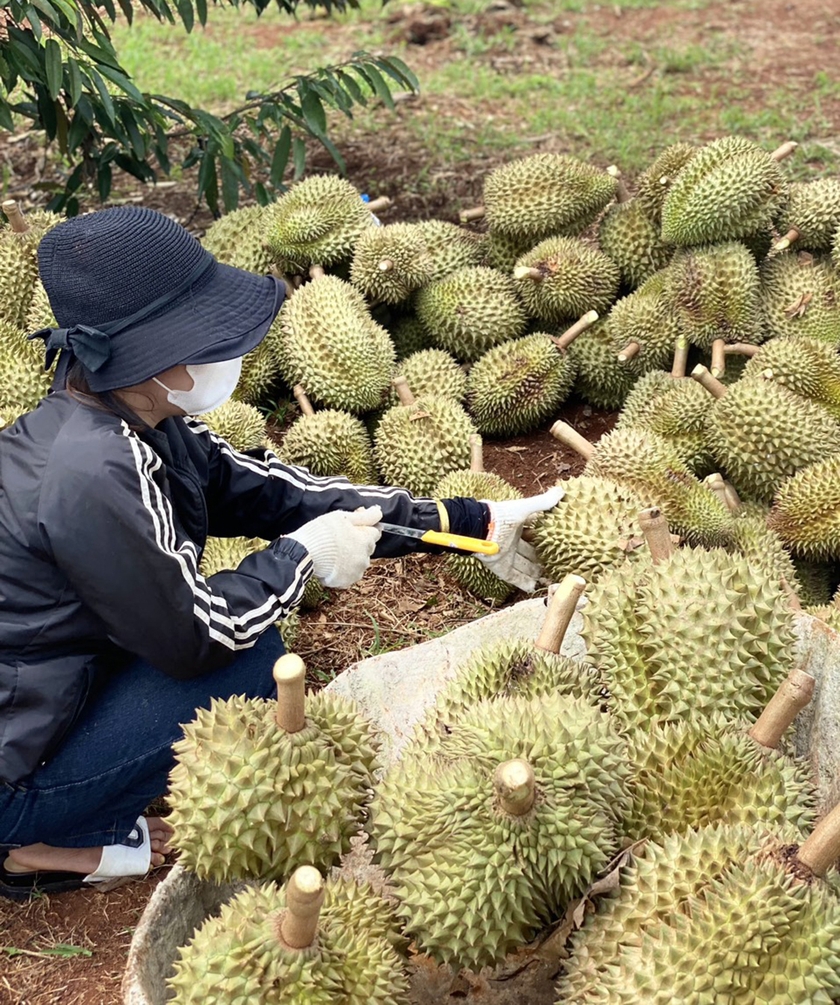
[0,629,285,849]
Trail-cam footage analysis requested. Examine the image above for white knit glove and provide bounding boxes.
[477,486,565,592]
[286,506,383,589]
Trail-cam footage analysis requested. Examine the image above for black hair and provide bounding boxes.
[65,358,151,431]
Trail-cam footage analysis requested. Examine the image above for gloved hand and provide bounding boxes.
[477,486,565,592]
[286,506,383,589]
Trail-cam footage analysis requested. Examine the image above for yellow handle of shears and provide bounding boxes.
[419,530,500,555]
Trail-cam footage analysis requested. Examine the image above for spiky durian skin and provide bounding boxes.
[598,198,674,289]
[415,266,527,363]
[729,501,802,596]
[742,335,840,419]
[660,136,789,246]
[370,692,631,971]
[0,209,60,328]
[373,394,476,495]
[350,222,435,304]
[767,455,840,560]
[387,312,430,361]
[833,224,840,270]
[566,317,637,409]
[168,877,408,1005]
[705,377,840,503]
[607,268,681,371]
[465,333,576,436]
[264,175,376,271]
[25,279,56,332]
[623,712,816,843]
[481,229,535,272]
[669,241,763,348]
[278,275,396,413]
[201,399,267,452]
[482,154,618,242]
[386,348,466,407]
[776,178,840,251]
[167,691,379,884]
[415,219,485,281]
[760,251,840,344]
[234,313,286,405]
[530,475,645,584]
[200,536,265,577]
[792,557,835,607]
[201,203,280,274]
[513,236,621,323]
[582,546,795,730]
[279,410,378,483]
[557,823,840,1005]
[635,143,698,227]
[585,428,734,548]
[805,603,840,632]
[434,468,522,603]
[0,321,53,414]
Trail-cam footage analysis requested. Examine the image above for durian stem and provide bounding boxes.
[748,667,815,749]
[606,164,631,204]
[393,376,416,406]
[690,364,727,399]
[378,259,394,272]
[550,420,594,460]
[671,338,689,378]
[795,802,840,878]
[308,264,325,280]
[710,339,726,379]
[772,227,800,253]
[513,266,544,282]
[494,759,536,816]
[723,342,760,357]
[770,140,798,162]
[704,472,730,509]
[617,341,641,363]
[273,654,307,733]
[552,310,599,351]
[293,385,315,417]
[638,507,673,564]
[366,196,391,213]
[459,206,486,224]
[279,866,325,949]
[721,479,741,511]
[535,574,587,653]
[2,200,28,233]
[469,433,484,473]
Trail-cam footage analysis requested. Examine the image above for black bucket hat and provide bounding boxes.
[30,206,284,392]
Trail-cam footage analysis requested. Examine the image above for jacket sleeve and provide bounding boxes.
[37,423,313,679]
[185,419,488,557]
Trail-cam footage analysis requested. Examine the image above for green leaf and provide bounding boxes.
[88,68,116,124]
[292,136,305,180]
[96,62,144,103]
[254,181,270,205]
[315,129,345,174]
[120,106,146,158]
[194,0,207,25]
[299,85,326,135]
[357,63,394,109]
[44,38,62,100]
[269,124,291,187]
[220,155,240,211]
[24,6,43,42]
[116,0,134,24]
[176,0,194,32]
[0,102,14,131]
[336,69,366,106]
[66,57,82,107]
[97,162,112,201]
[378,54,420,92]
[197,150,219,214]
[76,36,122,71]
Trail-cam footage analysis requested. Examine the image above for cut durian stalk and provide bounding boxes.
[637,506,674,564]
[280,864,325,949]
[535,573,587,652]
[2,199,28,233]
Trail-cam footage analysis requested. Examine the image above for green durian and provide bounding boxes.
[200,535,266,577]
[804,603,840,632]
[201,203,279,275]
[466,332,576,436]
[233,313,286,406]
[660,135,789,246]
[775,178,840,252]
[25,279,56,332]
[513,236,621,323]
[634,142,697,227]
[278,275,396,413]
[481,228,536,272]
[767,455,840,560]
[280,395,378,483]
[480,153,618,242]
[598,196,674,289]
[791,556,835,607]
[414,219,485,281]
[566,316,638,409]
[0,320,52,416]
[728,501,802,596]
[742,336,840,419]
[384,348,466,407]
[607,267,681,372]
[833,223,840,270]
[201,399,267,451]
[387,312,430,360]
[760,251,840,344]
[350,222,434,303]
[0,205,60,328]
[415,265,527,362]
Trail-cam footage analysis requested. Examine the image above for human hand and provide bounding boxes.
[286,506,383,589]
[477,486,565,592]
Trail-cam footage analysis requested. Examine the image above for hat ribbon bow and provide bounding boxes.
[29,324,112,373]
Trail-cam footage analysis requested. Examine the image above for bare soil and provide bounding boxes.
[1,0,838,1001]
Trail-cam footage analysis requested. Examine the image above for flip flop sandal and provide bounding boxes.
[0,817,153,901]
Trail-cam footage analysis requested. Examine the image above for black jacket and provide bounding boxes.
[0,392,486,783]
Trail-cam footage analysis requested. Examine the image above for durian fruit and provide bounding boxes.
[434,435,523,602]
[201,203,279,275]
[481,228,536,273]
[634,142,698,228]
[233,312,286,406]
[668,241,763,349]
[0,320,53,416]
[278,275,396,413]
[201,399,267,451]
[167,654,380,883]
[728,499,803,597]
[566,316,638,409]
[598,170,674,289]
[0,200,60,328]
[660,135,791,246]
[761,250,840,344]
[264,175,378,271]
[350,222,434,304]
[581,544,796,729]
[742,335,840,419]
[607,267,681,374]
[694,366,840,503]
[774,178,840,253]
[370,689,631,971]
[168,866,409,1005]
[805,602,840,632]
[199,535,266,578]
[833,222,840,270]
[557,817,840,1005]
[387,311,430,360]
[415,265,527,362]
[0,407,13,431]
[767,455,840,560]
[414,219,485,281]
[25,278,56,332]
[279,385,378,484]
[464,153,618,243]
[512,236,621,324]
[384,347,466,407]
[372,378,476,495]
[791,556,835,607]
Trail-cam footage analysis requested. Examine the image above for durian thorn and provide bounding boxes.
[671,338,689,378]
[365,195,392,213]
[780,576,803,612]
[393,376,416,407]
[494,759,536,817]
[550,420,594,460]
[772,227,800,253]
[468,434,485,473]
[637,507,673,564]
[2,200,28,233]
[378,258,394,272]
[795,801,840,878]
[273,654,307,733]
[552,310,599,351]
[459,206,485,224]
[723,342,760,357]
[606,164,631,204]
[278,866,325,949]
[690,364,727,399]
[617,341,641,363]
[710,339,726,379]
[749,667,815,750]
[513,266,544,282]
[293,385,315,417]
[308,264,325,280]
[770,140,798,162]
[536,574,587,652]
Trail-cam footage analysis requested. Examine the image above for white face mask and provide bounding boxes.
[153,358,243,416]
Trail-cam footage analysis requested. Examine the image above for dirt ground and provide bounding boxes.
[1,0,839,1001]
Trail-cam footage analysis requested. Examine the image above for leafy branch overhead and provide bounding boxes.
[0,0,419,213]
